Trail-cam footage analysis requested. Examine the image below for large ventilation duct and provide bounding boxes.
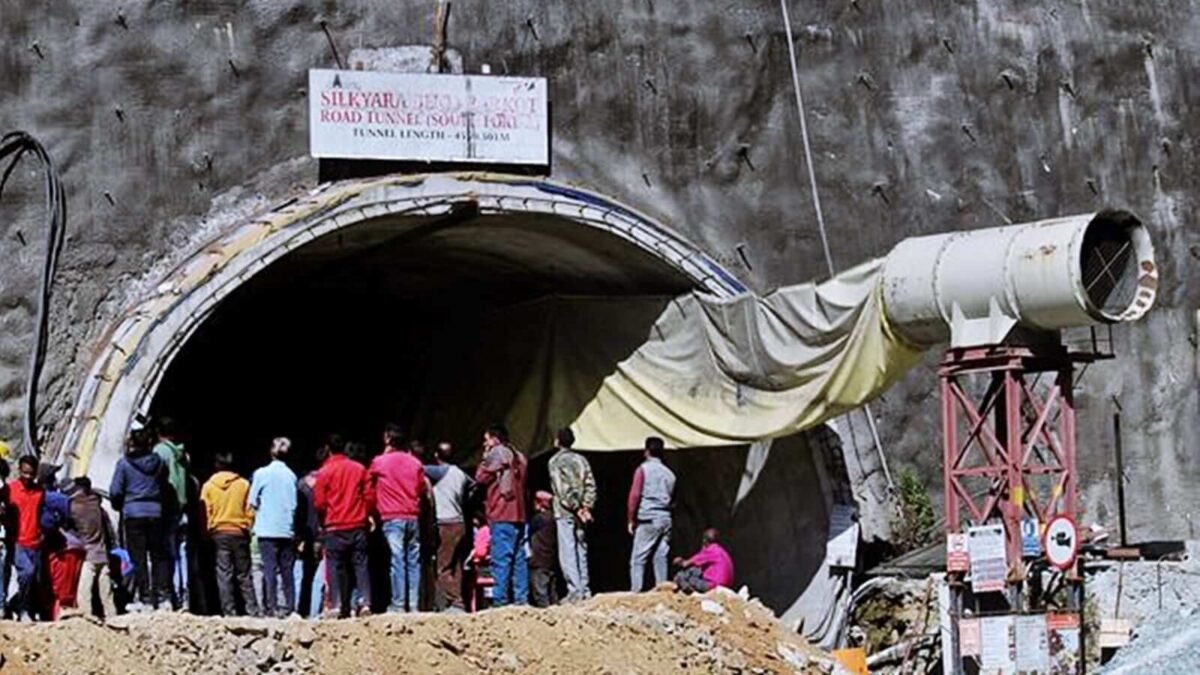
[881,209,1157,347]
[569,208,1158,449]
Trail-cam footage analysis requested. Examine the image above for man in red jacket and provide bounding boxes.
[369,424,429,613]
[475,423,529,607]
[8,456,44,621]
[313,435,375,618]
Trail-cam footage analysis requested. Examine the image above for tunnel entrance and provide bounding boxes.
[149,203,695,477]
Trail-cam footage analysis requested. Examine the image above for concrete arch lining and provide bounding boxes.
[57,172,746,487]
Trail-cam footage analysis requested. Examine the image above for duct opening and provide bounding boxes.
[1080,209,1154,321]
[148,204,695,477]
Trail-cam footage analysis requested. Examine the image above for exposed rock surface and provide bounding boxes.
[0,2,1196,542]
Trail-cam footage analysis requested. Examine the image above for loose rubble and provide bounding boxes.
[0,589,846,674]
[1096,608,1200,674]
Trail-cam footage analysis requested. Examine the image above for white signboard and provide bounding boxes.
[308,69,549,165]
[1015,615,1050,672]
[980,615,1017,674]
[968,524,1008,593]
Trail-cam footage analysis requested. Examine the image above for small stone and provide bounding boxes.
[497,652,521,671]
[295,625,316,648]
[700,599,726,615]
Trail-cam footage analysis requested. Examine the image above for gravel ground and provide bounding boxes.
[1096,608,1200,674]
[0,588,847,674]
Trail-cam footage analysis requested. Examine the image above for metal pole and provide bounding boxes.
[1112,410,1128,547]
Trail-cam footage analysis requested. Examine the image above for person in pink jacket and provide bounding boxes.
[672,528,734,593]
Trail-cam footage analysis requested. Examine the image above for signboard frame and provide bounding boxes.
[308,68,550,167]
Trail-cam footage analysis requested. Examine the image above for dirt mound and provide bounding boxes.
[0,589,845,674]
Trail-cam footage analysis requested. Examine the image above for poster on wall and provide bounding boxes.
[947,533,970,572]
[1047,613,1081,675]
[959,617,981,657]
[1015,615,1050,672]
[308,69,549,165]
[968,524,1008,592]
[980,615,1017,673]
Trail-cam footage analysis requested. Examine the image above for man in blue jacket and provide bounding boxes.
[109,429,174,611]
[249,437,298,617]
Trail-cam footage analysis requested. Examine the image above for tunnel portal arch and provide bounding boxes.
[56,172,747,486]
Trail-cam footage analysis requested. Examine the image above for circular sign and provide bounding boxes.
[1043,515,1079,570]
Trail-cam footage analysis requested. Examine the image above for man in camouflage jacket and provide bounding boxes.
[547,428,597,601]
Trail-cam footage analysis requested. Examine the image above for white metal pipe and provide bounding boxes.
[881,209,1158,347]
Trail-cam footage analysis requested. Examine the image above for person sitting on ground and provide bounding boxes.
[528,490,558,608]
[70,477,116,619]
[201,452,259,616]
[672,528,735,593]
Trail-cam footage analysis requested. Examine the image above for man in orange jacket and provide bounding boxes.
[313,435,375,618]
[201,452,259,616]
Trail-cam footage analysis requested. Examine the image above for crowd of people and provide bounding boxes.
[0,419,735,621]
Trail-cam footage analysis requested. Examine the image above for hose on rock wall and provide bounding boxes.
[0,132,67,458]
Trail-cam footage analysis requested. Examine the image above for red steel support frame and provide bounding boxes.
[940,344,1084,578]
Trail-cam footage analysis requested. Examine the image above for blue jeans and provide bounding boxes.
[294,552,326,618]
[12,545,41,620]
[259,537,296,616]
[490,522,529,607]
[168,515,187,609]
[630,518,671,592]
[383,519,421,612]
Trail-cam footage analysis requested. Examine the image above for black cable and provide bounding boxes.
[0,131,67,458]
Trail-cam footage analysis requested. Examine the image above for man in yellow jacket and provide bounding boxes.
[201,452,260,616]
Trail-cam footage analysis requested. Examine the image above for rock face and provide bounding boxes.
[0,2,1196,539]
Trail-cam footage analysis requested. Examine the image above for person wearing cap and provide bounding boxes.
[249,437,298,617]
[528,491,558,607]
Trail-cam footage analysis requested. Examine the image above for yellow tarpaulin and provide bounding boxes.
[570,258,923,449]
